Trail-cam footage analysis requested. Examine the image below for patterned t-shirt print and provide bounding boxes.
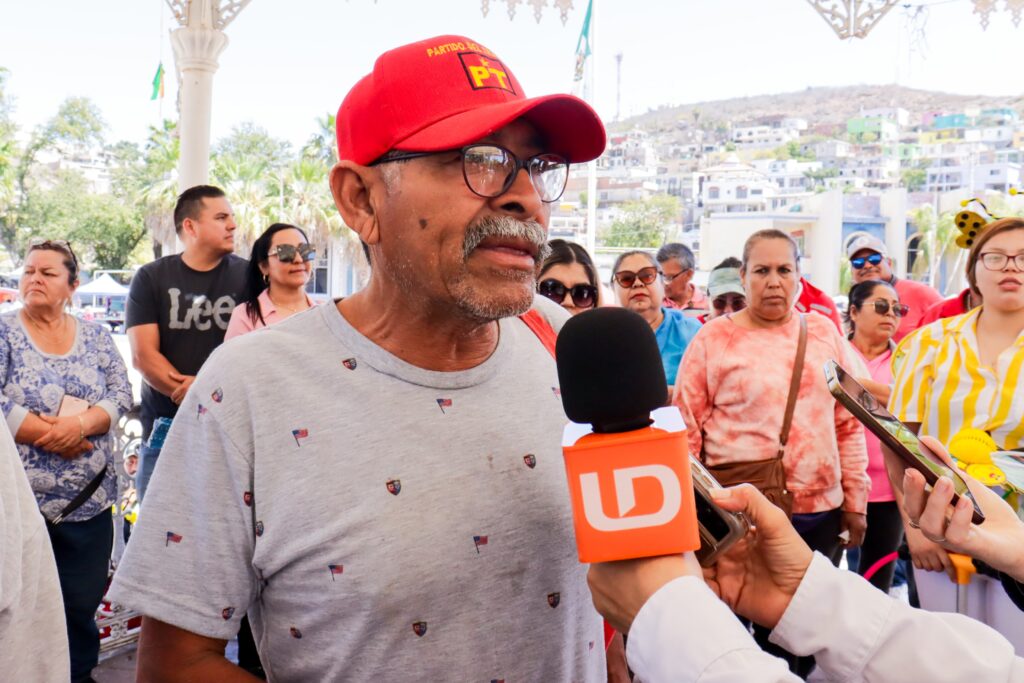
[386,479,401,496]
[292,428,309,446]
[437,398,453,414]
[165,531,183,547]
[342,357,357,370]
[412,621,428,637]
[473,535,488,553]
[523,454,537,469]
[328,564,344,581]
[211,387,224,403]
[222,607,235,620]
[197,404,208,418]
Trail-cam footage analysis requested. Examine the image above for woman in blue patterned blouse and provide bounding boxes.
[0,240,132,683]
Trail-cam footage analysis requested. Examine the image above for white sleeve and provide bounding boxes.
[107,363,256,640]
[0,422,70,682]
[626,576,800,683]
[771,553,1024,682]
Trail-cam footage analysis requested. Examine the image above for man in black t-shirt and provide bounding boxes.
[126,185,247,502]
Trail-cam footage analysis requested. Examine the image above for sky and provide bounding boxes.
[2,0,1024,150]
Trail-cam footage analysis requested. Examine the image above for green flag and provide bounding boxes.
[573,0,593,82]
[151,63,165,101]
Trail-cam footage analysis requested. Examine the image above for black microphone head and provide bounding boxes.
[556,307,668,432]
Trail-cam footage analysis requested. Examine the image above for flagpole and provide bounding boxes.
[585,0,598,256]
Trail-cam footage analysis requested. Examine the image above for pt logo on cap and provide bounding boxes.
[459,52,516,95]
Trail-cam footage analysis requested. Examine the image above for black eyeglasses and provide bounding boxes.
[866,299,909,317]
[28,238,78,266]
[372,144,570,203]
[268,244,316,263]
[979,252,1024,271]
[661,268,693,284]
[538,279,597,309]
[613,267,660,288]
[850,253,884,270]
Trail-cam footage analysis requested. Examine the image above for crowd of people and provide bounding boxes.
[2,32,1024,683]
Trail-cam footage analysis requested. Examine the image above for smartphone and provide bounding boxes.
[58,394,90,417]
[691,456,750,566]
[824,360,984,524]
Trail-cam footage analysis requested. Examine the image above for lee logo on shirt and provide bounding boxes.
[167,289,235,331]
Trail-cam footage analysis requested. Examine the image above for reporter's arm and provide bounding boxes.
[137,618,260,683]
[627,575,799,683]
[770,553,1024,682]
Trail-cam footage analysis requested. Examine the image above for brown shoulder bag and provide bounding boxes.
[703,314,807,517]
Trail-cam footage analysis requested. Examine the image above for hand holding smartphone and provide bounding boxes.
[691,456,750,566]
[824,360,984,525]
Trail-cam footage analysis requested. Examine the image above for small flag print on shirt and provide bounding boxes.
[197,404,208,417]
[328,564,344,581]
[473,535,488,553]
[436,398,453,414]
[292,428,309,446]
[166,531,183,546]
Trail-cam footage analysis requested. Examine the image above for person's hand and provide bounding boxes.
[587,553,702,634]
[840,511,867,548]
[34,415,85,452]
[703,485,814,629]
[904,523,954,579]
[903,435,1024,582]
[53,439,94,460]
[169,372,195,404]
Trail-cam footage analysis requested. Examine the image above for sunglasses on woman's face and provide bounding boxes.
[868,299,909,317]
[613,266,660,288]
[269,243,316,263]
[713,294,746,311]
[538,279,597,308]
[850,253,884,270]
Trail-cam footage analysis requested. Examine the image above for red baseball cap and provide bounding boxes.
[336,35,606,165]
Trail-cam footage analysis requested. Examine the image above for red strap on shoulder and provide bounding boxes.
[519,309,557,358]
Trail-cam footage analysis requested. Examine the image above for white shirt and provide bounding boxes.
[627,553,1024,682]
[0,421,69,682]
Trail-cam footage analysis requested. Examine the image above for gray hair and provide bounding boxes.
[656,243,695,272]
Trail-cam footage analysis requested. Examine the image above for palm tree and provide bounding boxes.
[136,120,180,257]
[908,205,956,291]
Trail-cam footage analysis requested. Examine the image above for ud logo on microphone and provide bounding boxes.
[579,464,682,532]
[562,407,700,563]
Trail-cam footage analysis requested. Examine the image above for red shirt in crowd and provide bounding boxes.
[918,288,972,327]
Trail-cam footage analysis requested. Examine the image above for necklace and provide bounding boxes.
[268,292,309,315]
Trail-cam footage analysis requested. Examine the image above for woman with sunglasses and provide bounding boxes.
[845,279,908,593]
[890,218,1024,593]
[612,250,702,387]
[226,223,316,341]
[536,239,600,316]
[0,239,132,683]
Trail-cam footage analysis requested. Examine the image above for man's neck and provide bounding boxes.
[337,282,501,372]
[181,246,227,272]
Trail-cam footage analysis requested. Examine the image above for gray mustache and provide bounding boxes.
[463,216,550,263]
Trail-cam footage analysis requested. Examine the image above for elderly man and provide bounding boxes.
[847,235,941,341]
[108,35,608,681]
[656,242,696,309]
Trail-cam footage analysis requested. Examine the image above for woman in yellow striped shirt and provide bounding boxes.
[890,217,1024,574]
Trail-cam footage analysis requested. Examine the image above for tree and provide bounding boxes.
[602,195,681,248]
[803,166,839,190]
[0,68,18,258]
[901,167,926,192]
[302,113,337,165]
[908,205,956,289]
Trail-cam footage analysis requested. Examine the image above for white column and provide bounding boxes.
[171,26,227,193]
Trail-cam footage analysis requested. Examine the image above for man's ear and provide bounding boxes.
[330,161,381,248]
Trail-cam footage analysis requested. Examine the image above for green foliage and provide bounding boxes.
[724,141,737,152]
[901,167,926,192]
[602,195,681,248]
[907,204,957,287]
[803,166,839,189]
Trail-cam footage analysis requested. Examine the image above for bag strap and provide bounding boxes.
[778,314,808,459]
[519,309,557,359]
[49,466,106,526]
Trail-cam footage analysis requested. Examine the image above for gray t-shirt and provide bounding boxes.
[108,298,605,681]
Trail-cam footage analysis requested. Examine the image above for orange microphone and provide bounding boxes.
[556,308,700,563]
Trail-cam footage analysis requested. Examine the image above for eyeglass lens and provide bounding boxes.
[713,295,746,311]
[980,253,1024,271]
[851,253,883,269]
[463,145,568,203]
[272,244,316,262]
[870,300,908,317]
[614,267,659,288]
[538,279,596,308]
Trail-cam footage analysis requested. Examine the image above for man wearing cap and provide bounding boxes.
[108,35,608,681]
[848,235,942,342]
